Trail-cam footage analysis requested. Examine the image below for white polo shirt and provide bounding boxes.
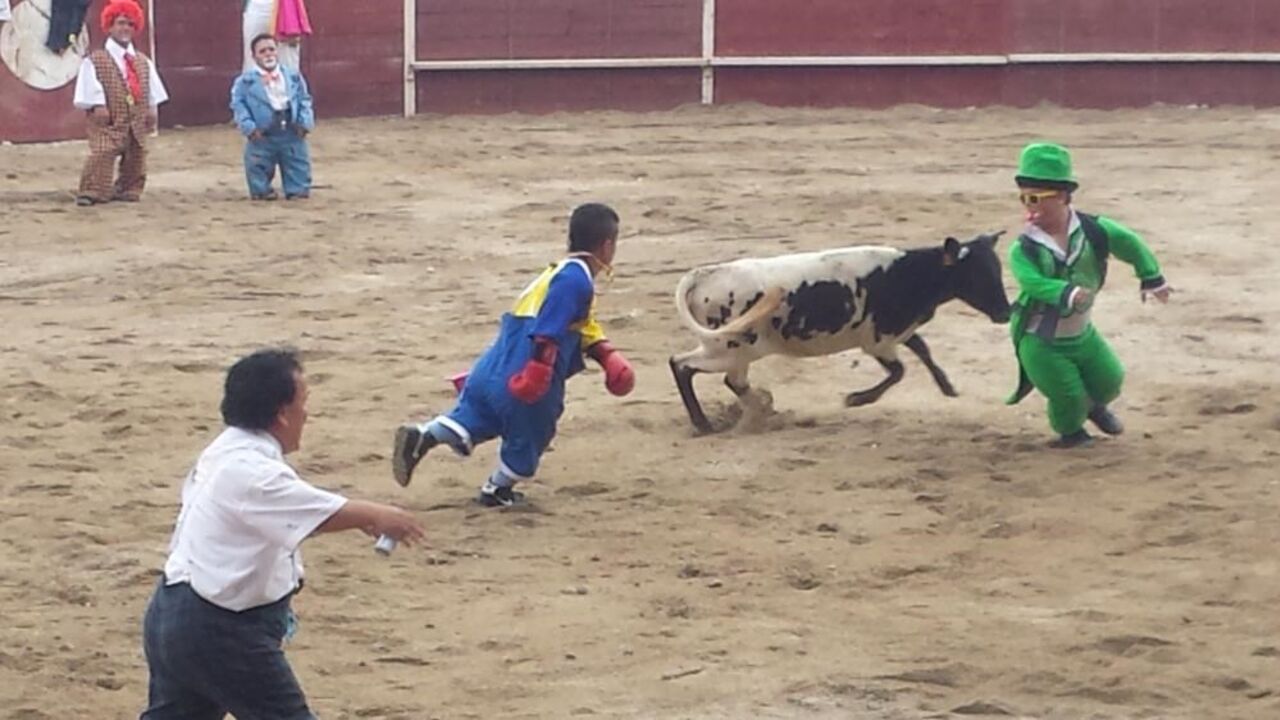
[162,427,347,612]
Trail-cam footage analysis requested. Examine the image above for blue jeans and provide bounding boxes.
[244,129,311,198]
[140,581,314,720]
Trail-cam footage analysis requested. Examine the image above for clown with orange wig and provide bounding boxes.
[72,0,168,206]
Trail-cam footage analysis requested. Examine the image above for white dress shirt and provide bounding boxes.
[0,0,12,22]
[162,427,347,612]
[261,67,291,111]
[73,38,169,110]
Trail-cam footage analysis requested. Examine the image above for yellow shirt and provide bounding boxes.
[511,257,606,349]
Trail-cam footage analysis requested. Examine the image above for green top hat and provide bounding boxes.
[1015,142,1078,190]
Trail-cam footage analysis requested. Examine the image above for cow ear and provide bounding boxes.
[943,236,961,266]
[988,230,1007,247]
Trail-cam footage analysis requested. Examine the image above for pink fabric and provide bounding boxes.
[275,0,312,37]
[448,372,468,395]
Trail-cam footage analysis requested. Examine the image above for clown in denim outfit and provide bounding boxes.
[230,33,314,200]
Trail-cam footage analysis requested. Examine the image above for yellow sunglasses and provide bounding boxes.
[1019,190,1061,206]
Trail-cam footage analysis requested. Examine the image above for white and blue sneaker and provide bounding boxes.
[475,481,526,508]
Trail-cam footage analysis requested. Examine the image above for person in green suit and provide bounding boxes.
[1006,143,1173,448]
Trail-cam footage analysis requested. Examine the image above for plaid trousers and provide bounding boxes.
[79,120,147,202]
[140,580,315,720]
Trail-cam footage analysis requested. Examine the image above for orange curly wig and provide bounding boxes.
[100,0,145,34]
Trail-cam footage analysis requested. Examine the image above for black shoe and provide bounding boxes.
[252,191,279,201]
[475,484,525,508]
[1049,429,1094,449]
[1087,405,1124,436]
[392,424,437,487]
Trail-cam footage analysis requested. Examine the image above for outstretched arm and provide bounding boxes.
[1097,216,1170,302]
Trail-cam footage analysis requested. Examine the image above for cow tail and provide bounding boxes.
[675,272,783,341]
[674,269,710,338]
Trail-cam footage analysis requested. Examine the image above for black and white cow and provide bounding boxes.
[668,233,1011,433]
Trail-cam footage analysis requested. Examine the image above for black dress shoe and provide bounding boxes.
[1049,429,1095,449]
[1087,405,1124,435]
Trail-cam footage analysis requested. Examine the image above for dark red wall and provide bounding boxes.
[415,0,1280,113]
[417,68,701,114]
[715,0,1008,56]
[1010,0,1280,53]
[414,0,703,113]
[5,0,1280,142]
[306,0,402,119]
[417,0,701,60]
[713,0,1280,108]
[152,0,239,128]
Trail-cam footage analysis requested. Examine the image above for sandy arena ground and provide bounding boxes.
[1,104,1278,720]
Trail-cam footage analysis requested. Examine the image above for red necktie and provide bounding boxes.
[124,53,143,103]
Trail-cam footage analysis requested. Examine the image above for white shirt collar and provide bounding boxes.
[564,256,593,279]
[1023,209,1083,263]
[106,38,136,60]
[224,425,285,459]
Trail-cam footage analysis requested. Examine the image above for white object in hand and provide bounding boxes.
[375,535,397,556]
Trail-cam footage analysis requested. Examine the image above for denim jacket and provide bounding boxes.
[230,66,315,136]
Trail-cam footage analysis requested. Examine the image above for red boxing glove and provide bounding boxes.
[508,360,553,404]
[589,341,635,397]
[507,337,559,404]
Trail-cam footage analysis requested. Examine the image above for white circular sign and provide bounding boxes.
[0,0,89,91]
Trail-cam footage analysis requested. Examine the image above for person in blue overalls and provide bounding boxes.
[392,203,636,507]
[230,33,315,200]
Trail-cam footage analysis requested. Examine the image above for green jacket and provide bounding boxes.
[1007,212,1164,404]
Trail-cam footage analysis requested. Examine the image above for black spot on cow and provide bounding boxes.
[860,236,1009,340]
[778,281,858,341]
[859,256,946,342]
[727,340,741,349]
[743,329,759,345]
[727,291,736,308]
[705,303,733,330]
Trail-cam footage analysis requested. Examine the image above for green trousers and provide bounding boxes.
[1016,325,1124,436]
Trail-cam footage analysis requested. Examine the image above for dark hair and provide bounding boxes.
[567,203,619,253]
[250,33,277,53]
[220,348,302,430]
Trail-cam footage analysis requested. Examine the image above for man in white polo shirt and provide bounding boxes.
[140,348,424,719]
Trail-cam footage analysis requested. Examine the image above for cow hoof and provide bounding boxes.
[844,392,874,408]
[942,386,959,398]
[742,388,774,414]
